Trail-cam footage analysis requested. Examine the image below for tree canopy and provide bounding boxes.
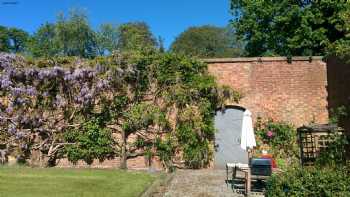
[231,0,350,57]
[0,26,29,54]
[117,22,158,51]
[0,10,159,58]
[170,25,243,58]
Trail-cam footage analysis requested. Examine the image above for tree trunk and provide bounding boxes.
[119,130,127,169]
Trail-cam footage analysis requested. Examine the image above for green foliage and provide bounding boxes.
[316,133,348,167]
[55,9,98,58]
[0,26,10,52]
[96,24,119,55]
[0,26,29,53]
[117,22,157,52]
[170,25,243,58]
[255,118,298,162]
[330,106,349,125]
[231,0,350,56]
[122,102,168,135]
[1,50,239,169]
[266,167,350,197]
[64,119,114,164]
[155,136,175,171]
[28,23,60,58]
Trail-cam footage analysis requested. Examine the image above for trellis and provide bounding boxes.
[297,124,343,166]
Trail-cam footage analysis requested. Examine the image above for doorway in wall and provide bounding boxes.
[214,106,249,169]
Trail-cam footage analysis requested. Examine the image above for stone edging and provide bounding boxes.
[140,172,175,197]
[202,56,323,63]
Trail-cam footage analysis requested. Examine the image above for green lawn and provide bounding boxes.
[0,166,157,197]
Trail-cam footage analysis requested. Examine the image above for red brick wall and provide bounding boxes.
[54,57,330,170]
[55,156,163,170]
[206,57,329,126]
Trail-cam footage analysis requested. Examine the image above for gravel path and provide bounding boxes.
[162,169,244,197]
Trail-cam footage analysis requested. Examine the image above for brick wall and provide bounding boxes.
[55,56,330,170]
[55,156,163,170]
[206,57,329,126]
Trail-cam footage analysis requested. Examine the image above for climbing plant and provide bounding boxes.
[0,50,239,169]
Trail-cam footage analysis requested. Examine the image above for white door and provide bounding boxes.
[214,108,248,169]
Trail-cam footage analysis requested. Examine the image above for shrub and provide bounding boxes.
[255,118,298,165]
[316,133,348,167]
[266,167,350,197]
[64,119,114,164]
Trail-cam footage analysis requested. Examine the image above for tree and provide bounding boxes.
[55,9,97,58]
[7,28,29,53]
[96,24,119,55]
[231,0,350,56]
[0,26,10,52]
[117,22,157,51]
[28,23,59,57]
[0,26,29,53]
[170,25,243,58]
[328,3,350,60]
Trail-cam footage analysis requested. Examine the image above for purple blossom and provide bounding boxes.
[72,68,85,79]
[26,86,37,96]
[0,76,12,89]
[20,116,29,125]
[53,66,64,76]
[24,68,38,78]
[7,125,16,134]
[64,72,74,81]
[15,131,25,139]
[11,87,25,96]
[42,92,49,97]
[38,69,51,80]
[14,97,26,105]
[96,79,110,90]
[5,105,13,113]
[0,53,16,70]
[54,95,66,107]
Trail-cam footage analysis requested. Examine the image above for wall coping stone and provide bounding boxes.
[202,56,323,63]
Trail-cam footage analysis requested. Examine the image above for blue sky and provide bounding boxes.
[0,0,232,48]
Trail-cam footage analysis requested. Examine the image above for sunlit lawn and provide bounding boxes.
[0,166,157,197]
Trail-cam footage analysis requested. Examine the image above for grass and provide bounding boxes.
[0,166,158,197]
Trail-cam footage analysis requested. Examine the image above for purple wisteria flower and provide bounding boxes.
[7,125,16,134]
[26,86,37,96]
[5,105,13,113]
[42,92,49,97]
[96,79,110,90]
[24,68,38,78]
[38,69,52,80]
[11,87,25,96]
[53,66,64,76]
[54,95,66,107]
[0,76,12,89]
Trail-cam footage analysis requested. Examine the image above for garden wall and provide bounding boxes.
[205,56,329,126]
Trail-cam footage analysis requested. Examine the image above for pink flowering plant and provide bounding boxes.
[255,117,298,161]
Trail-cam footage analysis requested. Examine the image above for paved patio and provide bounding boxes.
[161,169,256,197]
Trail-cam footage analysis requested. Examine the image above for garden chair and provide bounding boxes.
[226,154,273,195]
